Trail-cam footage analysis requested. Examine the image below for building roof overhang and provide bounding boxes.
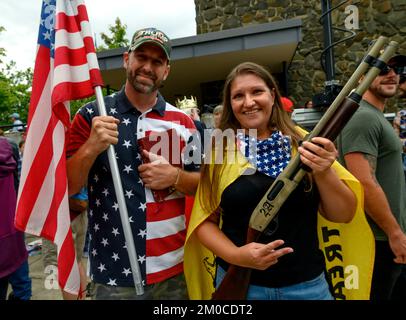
[97,18,302,104]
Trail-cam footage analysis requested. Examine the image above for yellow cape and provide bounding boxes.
[184,131,374,300]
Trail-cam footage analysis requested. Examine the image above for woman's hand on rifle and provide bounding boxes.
[297,137,337,175]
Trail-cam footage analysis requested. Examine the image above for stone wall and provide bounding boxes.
[195,0,406,111]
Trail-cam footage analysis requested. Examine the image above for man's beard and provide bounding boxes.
[127,69,163,94]
[370,82,398,99]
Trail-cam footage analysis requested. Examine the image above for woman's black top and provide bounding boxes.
[217,171,325,288]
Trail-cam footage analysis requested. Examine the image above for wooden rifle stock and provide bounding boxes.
[211,227,261,300]
[211,36,398,300]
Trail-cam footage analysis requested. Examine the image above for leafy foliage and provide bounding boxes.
[98,17,129,51]
[0,17,127,128]
[69,87,111,117]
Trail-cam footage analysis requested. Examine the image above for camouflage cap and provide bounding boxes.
[129,27,171,61]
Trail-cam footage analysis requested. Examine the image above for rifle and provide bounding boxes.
[212,36,399,300]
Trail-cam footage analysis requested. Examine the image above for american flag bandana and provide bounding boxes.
[237,131,291,178]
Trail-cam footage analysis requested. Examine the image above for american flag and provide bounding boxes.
[15,0,103,295]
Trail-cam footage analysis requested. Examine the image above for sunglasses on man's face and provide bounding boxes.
[379,65,405,76]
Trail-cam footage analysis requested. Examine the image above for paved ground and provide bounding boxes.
[8,234,89,300]
[27,248,64,300]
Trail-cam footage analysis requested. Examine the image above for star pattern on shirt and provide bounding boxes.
[77,94,201,289]
[102,188,110,197]
[138,202,147,211]
[122,118,131,126]
[138,255,146,264]
[238,131,291,179]
[101,238,109,247]
[123,140,132,149]
[122,268,131,277]
[112,227,120,237]
[107,278,117,286]
[123,165,133,174]
[98,263,106,273]
[125,189,134,199]
[138,229,147,239]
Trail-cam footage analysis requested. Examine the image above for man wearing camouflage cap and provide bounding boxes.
[67,27,200,300]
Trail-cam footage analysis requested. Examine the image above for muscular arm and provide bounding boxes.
[67,116,119,196]
[173,170,200,195]
[344,152,402,235]
[299,137,356,223]
[313,167,356,223]
[67,141,99,196]
[344,152,406,263]
[138,150,200,195]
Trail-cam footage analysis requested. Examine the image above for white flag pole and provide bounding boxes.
[94,85,144,295]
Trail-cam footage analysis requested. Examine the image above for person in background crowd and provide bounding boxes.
[280,96,294,113]
[304,100,313,109]
[176,95,207,145]
[337,54,406,300]
[9,113,24,132]
[212,104,223,129]
[391,71,406,301]
[0,137,31,300]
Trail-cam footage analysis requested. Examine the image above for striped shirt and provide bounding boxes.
[67,87,199,286]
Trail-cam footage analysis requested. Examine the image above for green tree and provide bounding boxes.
[98,17,129,51]
[69,87,111,117]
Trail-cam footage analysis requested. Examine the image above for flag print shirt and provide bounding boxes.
[67,88,200,287]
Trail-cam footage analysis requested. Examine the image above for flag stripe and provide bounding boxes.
[16,119,57,231]
[56,9,89,33]
[56,0,86,17]
[55,46,93,67]
[146,247,184,274]
[147,262,183,285]
[52,71,102,105]
[53,39,97,68]
[146,216,185,240]
[55,26,93,50]
[41,120,68,240]
[146,198,185,221]
[26,46,51,127]
[146,230,186,257]
[15,0,103,295]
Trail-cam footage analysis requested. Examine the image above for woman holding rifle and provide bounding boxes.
[184,62,369,300]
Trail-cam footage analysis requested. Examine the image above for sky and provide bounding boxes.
[0,0,197,71]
